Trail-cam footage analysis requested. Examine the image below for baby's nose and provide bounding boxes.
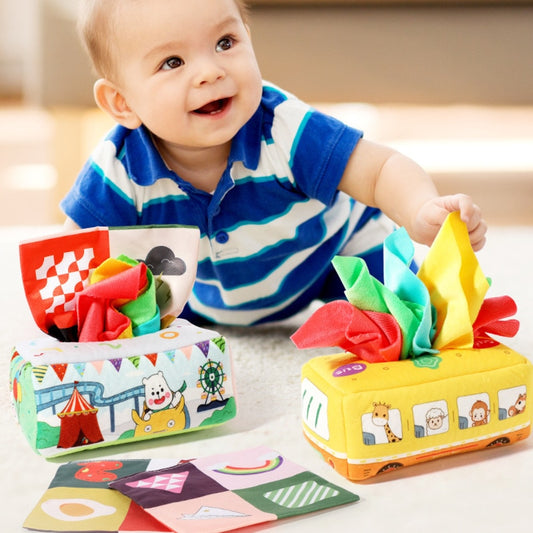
[194,58,225,86]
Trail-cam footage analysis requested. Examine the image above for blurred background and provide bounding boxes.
[1,0,533,226]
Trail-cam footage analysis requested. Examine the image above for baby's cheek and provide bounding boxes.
[165,392,171,399]
[147,399,155,406]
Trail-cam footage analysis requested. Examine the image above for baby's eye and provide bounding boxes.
[161,56,184,70]
[216,36,234,52]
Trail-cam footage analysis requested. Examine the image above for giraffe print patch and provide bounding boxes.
[361,402,403,445]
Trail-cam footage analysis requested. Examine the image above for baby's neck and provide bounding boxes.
[155,138,231,193]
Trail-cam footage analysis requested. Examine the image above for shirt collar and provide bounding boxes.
[122,104,263,187]
[227,104,262,171]
[120,125,172,186]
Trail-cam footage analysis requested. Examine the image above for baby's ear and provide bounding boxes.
[93,78,142,130]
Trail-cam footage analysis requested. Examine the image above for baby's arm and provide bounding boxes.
[338,139,487,250]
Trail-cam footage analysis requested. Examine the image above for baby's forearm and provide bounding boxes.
[369,149,485,248]
[338,139,485,248]
[339,140,440,240]
[373,150,440,240]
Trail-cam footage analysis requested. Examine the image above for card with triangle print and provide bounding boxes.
[24,448,359,532]
[110,446,359,532]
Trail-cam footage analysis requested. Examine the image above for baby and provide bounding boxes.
[62,0,486,326]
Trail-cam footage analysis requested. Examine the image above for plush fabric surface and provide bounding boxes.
[1,225,532,532]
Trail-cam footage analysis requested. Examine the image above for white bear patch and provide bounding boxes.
[142,371,182,420]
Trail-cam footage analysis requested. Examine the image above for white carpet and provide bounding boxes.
[1,224,532,532]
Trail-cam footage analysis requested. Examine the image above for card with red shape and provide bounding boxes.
[24,459,172,532]
[24,448,359,532]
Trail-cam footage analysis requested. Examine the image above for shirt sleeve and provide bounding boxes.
[60,137,140,228]
[290,108,363,206]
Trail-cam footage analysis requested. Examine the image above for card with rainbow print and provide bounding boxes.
[24,447,359,532]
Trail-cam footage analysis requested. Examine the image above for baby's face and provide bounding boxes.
[111,0,262,151]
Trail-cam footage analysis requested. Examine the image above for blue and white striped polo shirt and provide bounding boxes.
[62,82,392,325]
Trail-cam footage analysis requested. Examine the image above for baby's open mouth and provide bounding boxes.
[193,98,230,115]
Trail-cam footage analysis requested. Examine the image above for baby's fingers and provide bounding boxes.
[435,194,487,251]
[468,217,488,251]
[455,197,487,251]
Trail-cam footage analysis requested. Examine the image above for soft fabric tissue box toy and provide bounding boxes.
[292,212,532,481]
[9,226,237,458]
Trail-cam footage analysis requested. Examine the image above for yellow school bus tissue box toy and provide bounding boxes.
[292,212,531,481]
[10,226,237,458]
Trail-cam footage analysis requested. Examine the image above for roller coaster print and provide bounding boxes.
[35,382,145,433]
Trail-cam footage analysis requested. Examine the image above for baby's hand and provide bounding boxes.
[412,194,487,251]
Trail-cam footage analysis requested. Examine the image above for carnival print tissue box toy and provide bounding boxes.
[9,226,236,458]
[293,212,532,481]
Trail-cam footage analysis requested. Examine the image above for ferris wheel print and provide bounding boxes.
[197,359,228,412]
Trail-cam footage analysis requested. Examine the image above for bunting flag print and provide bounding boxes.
[165,351,176,364]
[109,359,122,372]
[181,345,193,360]
[32,365,48,383]
[196,341,211,358]
[128,356,140,369]
[91,360,105,375]
[51,364,68,382]
[212,337,226,353]
[145,353,159,366]
[73,363,86,378]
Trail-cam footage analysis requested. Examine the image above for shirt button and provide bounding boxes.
[215,231,229,244]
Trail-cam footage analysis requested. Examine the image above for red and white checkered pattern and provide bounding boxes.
[36,248,96,316]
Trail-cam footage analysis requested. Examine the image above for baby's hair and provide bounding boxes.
[77,0,250,80]
[237,0,250,22]
[77,0,121,79]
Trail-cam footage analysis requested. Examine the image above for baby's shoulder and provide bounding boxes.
[90,125,157,171]
[102,124,147,152]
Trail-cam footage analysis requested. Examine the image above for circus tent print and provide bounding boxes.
[57,383,104,449]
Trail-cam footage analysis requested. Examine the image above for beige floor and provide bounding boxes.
[1,102,533,226]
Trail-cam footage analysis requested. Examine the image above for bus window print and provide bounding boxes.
[498,385,527,420]
[457,393,491,429]
[412,400,449,438]
[362,402,403,445]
